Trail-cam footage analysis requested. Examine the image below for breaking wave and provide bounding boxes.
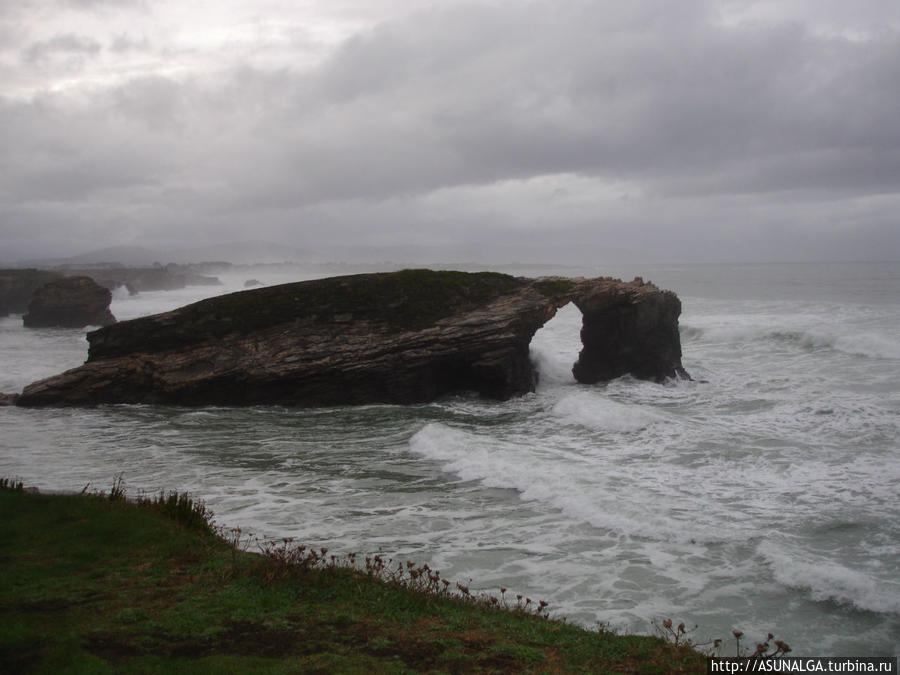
[758,541,900,615]
[682,321,900,360]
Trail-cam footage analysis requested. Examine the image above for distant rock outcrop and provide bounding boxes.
[0,269,62,316]
[16,269,688,407]
[0,266,219,317]
[72,266,221,293]
[22,276,116,328]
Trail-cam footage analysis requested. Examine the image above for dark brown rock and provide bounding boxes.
[16,269,688,407]
[22,276,116,328]
[573,277,690,384]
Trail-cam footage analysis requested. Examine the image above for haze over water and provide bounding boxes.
[1,261,898,656]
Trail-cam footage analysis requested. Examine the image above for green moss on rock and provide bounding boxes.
[533,278,577,297]
[88,270,527,360]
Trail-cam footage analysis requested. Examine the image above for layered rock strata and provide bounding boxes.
[15,269,688,407]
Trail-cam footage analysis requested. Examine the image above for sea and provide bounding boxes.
[1,261,898,657]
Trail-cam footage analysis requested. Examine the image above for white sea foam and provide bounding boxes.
[833,332,900,360]
[111,284,132,301]
[0,318,89,390]
[758,541,900,615]
[551,392,665,432]
[407,422,740,544]
[684,303,900,361]
[529,302,582,387]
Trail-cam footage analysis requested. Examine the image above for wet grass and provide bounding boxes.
[0,484,706,673]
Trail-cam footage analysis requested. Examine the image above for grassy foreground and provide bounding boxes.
[0,484,705,673]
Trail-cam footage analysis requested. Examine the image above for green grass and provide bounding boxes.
[533,278,577,298]
[0,486,705,673]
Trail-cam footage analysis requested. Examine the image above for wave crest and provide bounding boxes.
[758,541,900,615]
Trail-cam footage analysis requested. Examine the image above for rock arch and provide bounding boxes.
[14,270,688,407]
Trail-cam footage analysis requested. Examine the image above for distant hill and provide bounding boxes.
[170,241,314,265]
[19,246,165,268]
[19,242,315,267]
[71,246,168,266]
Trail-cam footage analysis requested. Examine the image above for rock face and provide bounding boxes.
[16,269,688,407]
[573,278,690,383]
[22,276,116,329]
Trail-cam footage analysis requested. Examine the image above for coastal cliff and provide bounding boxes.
[15,269,688,407]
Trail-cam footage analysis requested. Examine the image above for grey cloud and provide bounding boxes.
[110,34,152,53]
[2,0,898,263]
[109,75,187,130]
[238,2,899,206]
[54,0,148,8]
[0,90,178,203]
[22,33,102,64]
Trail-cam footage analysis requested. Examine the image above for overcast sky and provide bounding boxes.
[1,0,899,264]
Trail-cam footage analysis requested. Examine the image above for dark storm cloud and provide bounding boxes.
[1,0,899,262]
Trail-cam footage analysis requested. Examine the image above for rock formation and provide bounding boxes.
[70,266,221,293]
[1,267,219,317]
[573,277,690,383]
[22,276,116,328]
[15,269,688,407]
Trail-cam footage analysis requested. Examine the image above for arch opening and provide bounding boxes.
[528,301,583,389]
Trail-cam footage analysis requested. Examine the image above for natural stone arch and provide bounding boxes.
[529,275,689,386]
[13,270,688,407]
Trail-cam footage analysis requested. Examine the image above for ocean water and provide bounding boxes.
[1,261,897,656]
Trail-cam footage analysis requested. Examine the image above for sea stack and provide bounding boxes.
[22,276,116,329]
[16,269,688,407]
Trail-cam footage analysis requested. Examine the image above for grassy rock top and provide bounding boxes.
[88,269,526,360]
[209,268,525,333]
